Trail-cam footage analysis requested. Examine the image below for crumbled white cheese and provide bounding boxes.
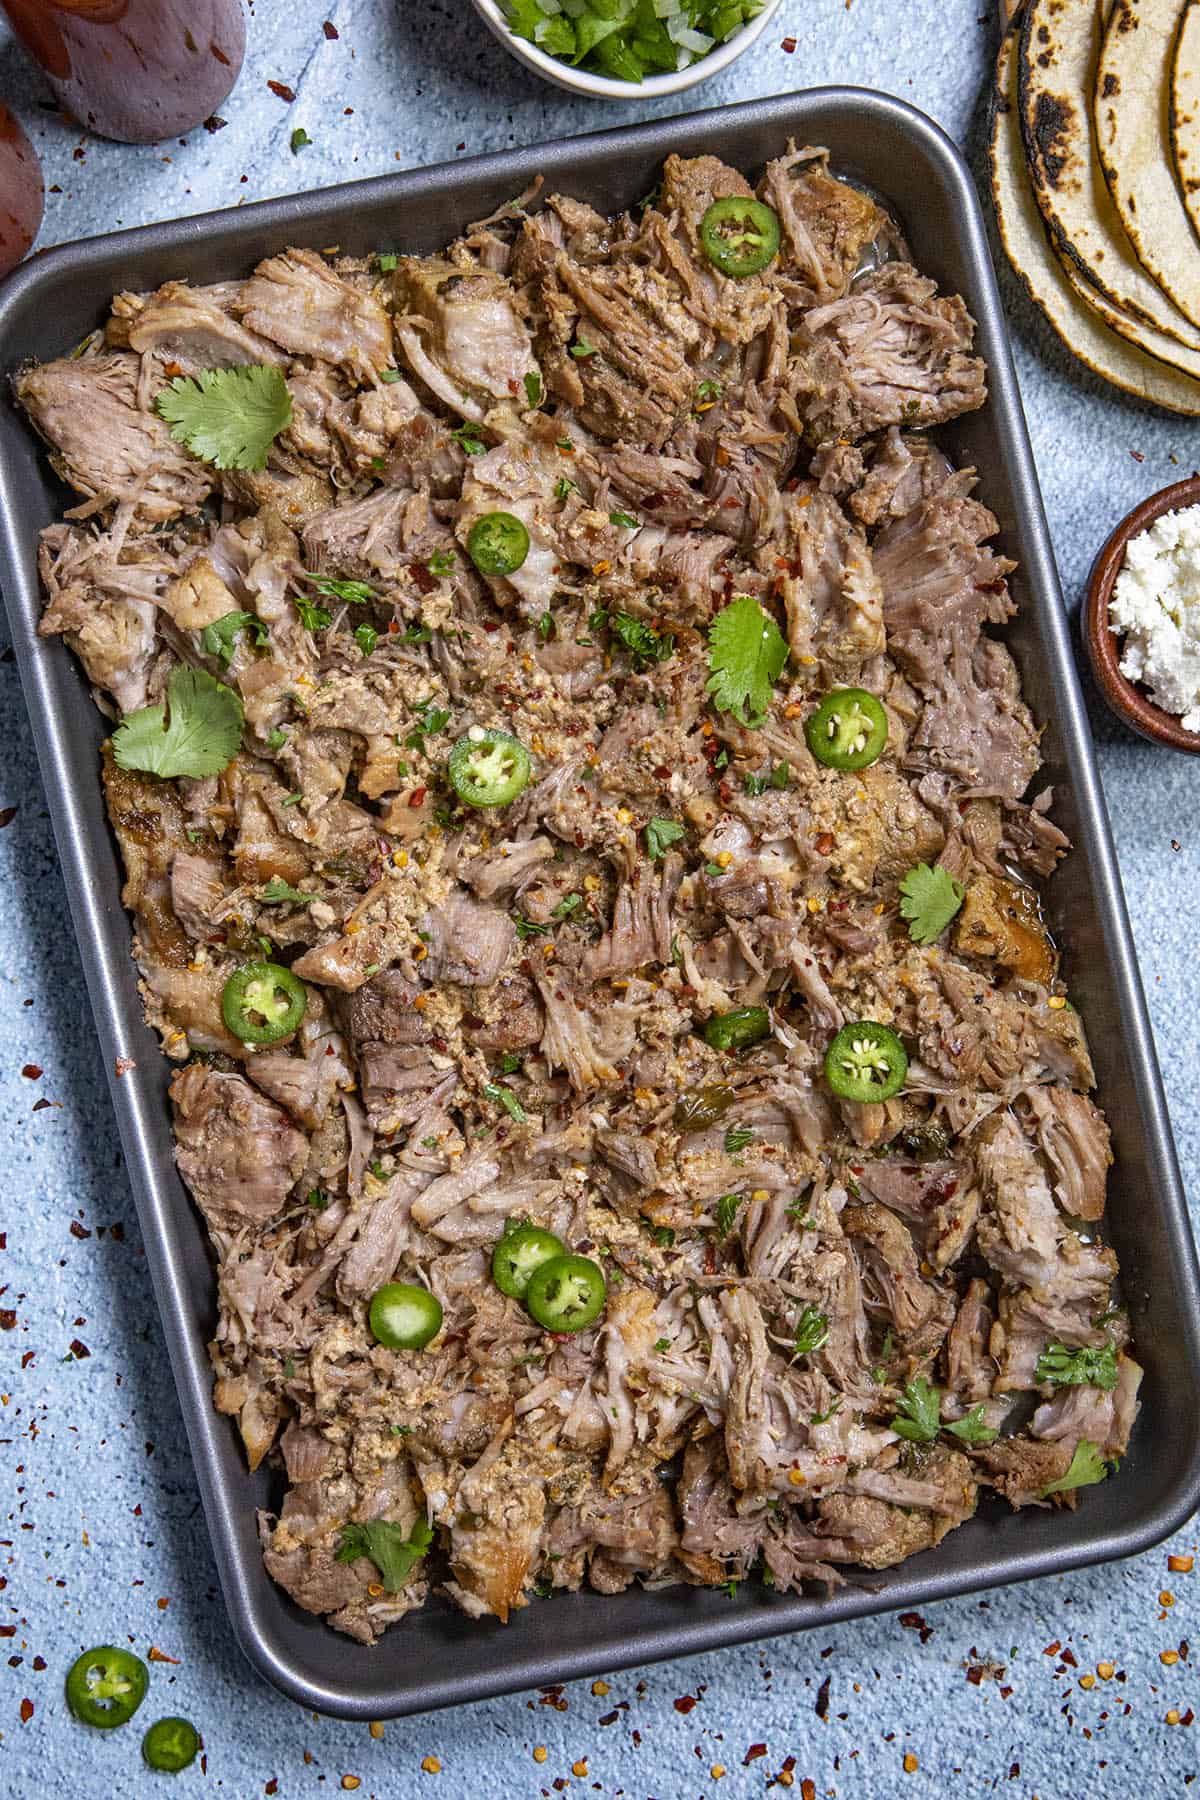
[1108,505,1200,732]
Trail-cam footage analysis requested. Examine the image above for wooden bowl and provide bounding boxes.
[1084,476,1200,753]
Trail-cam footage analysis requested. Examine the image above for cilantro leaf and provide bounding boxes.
[609,510,638,529]
[715,1193,741,1234]
[1040,1439,1112,1497]
[1034,1341,1119,1392]
[451,422,486,455]
[706,595,788,727]
[724,1125,754,1156]
[427,549,457,578]
[899,863,966,945]
[571,335,598,358]
[645,817,684,860]
[512,911,549,940]
[793,1304,829,1357]
[261,877,316,907]
[200,609,268,667]
[484,1082,528,1123]
[610,610,673,670]
[112,666,243,780]
[944,1404,998,1446]
[354,622,378,657]
[890,1375,942,1443]
[308,575,378,606]
[554,476,577,500]
[334,1517,433,1591]
[294,598,332,632]
[155,365,292,472]
[551,893,582,920]
[523,370,543,408]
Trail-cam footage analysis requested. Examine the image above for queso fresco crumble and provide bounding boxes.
[1108,505,1200,733]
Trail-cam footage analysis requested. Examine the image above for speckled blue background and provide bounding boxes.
[1,3,1197,1795]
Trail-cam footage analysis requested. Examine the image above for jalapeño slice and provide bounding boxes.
[824,1021,908,1104]
[142,1717,201,1773]
[805,688,888,771]
[492,1222,565,1300]
[221,961,307,1045]
[525,1254,607,1333]
[702,1007,771,1052]
[448,728,532,807]
[466,510,530,577]
[700,197,781,278]
[368,1282,443,1351]
[65,1646,149,1730]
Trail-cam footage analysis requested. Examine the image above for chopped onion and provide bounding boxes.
[667,16,714,52]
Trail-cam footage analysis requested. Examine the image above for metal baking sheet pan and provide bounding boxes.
[1,88,1197,1721]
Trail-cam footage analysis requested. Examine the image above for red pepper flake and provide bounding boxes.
[899,1611,933,1644]
[1130,450,1145,463]
[69,1339,90,1359]
[0,1311,16,1330]
[68,1221,91,1241]
[815,1675,831,1719]
[323,18,339,36]
[1043,1640,1062,1656]
[31,1099,53,1112]
[266,1781,279,1796]
[0,806,17,828]
[19,1698,33,1723]
[21,1065,42,1080]
[267,80,296,102]
[408,787,427,809]
[148,1647,179,1664]
[0,1626,15,1638]
[814,833,836,857]
[744,1744,768,1765]
[598,1709,620,1727]
[32,1656,45,1671]
[1061,1647,1078,1668]
[20,1351,34,1368]
[781,35,797,51]
[674,1693,699,1715]
[110,1223,125,1242]
[114,1057,136,1078]
[802,1783,816,1800]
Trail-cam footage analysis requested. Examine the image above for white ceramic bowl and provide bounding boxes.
[470,0,784,100]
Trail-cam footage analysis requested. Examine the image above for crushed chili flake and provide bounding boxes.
[148,1646,179,1663]
[69,1339,90,1359]
[114,1057,136,1077]
[801,1782,816,1800]
[815,1675,831,1719]
[674,1693,698,1714]
[1169,1554,1194,1573]
[19,1697,33,1722]
[265,1782,278,1796]
[68,1221,91,1240]
[20,1065,42,1080]
[0,806,17,828]
[899,1611,933,1644]
[744,1744,768,1764]
[267,80,296,102]
[781,35,797,50]
[323,18,339,36]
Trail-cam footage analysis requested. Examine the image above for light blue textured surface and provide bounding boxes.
[1,4,1198,1795]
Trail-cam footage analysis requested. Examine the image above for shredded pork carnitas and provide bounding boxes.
[17,145,1137,1642]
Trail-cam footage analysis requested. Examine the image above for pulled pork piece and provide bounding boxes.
[760,145,889,308]
[18,353,212,523]
[759,487,884,684]
[1021,1087,1112,1221]
[392,257,538,421]
[235,249,392,382]
[170,1065,307,1234]
[789,265,987,446]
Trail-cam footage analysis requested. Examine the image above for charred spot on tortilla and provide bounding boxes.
[1031,93,1076,189]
